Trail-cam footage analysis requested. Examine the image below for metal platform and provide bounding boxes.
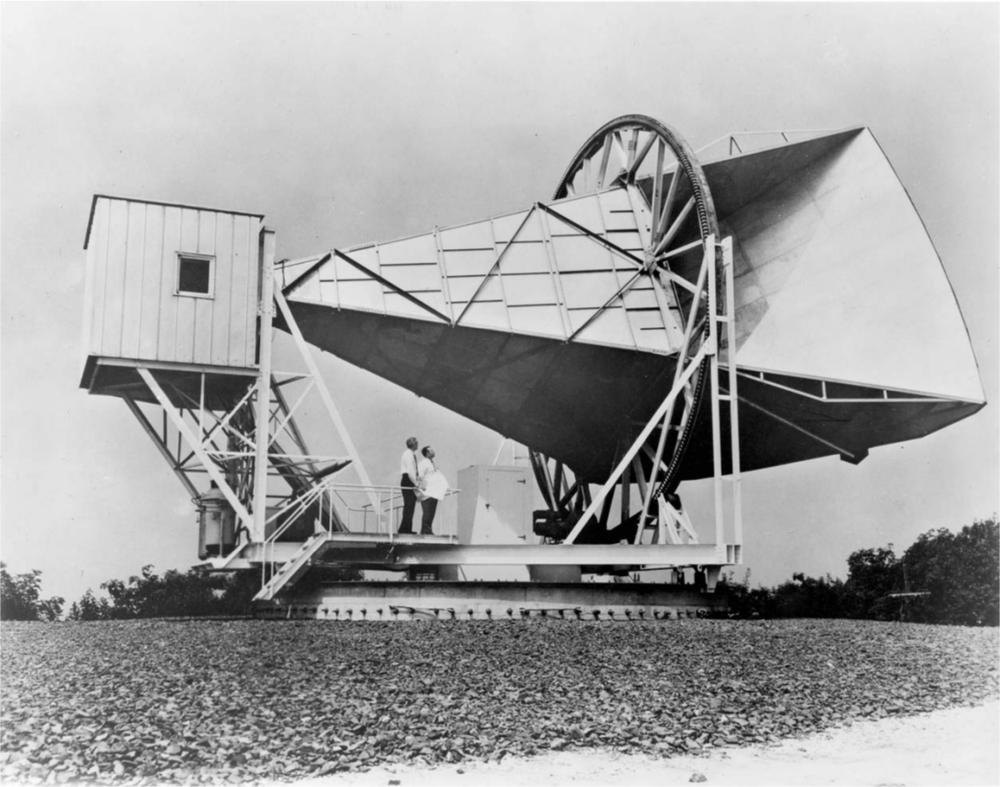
[313,541,733,569]
[244,531,735,601]
[232,531,459,568]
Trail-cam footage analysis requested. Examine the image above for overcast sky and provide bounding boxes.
[2,2,997,604]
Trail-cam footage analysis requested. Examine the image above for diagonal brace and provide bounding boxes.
[563,340,711,545]
[273,288,381,514]
[138,367,254,531]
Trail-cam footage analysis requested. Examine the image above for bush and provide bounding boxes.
[67,589,111,621]
[773,574,849,618]
[844,546,903,620]
[0,563,64,621]
[68,566,260,620]
[718,571,776,618]
[902,517,999,625]
[101,565,219,618]
[721,571,849,619]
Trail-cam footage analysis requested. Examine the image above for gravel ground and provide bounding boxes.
[316,701,1000,786]
[1,618,997,785]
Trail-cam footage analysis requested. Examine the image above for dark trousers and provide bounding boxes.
[399,474,417,533]
[420,498,438,535]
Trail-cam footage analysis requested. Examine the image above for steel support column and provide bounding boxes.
[561,235,742,566]
[252,228,277,543]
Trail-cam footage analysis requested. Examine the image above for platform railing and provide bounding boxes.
[258,481,461,548]
[326,483,460,537]
[256,480,461,589]
[326,482,403,535]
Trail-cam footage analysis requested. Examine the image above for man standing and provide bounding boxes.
[398,436,420,534]
[416,445,448,535]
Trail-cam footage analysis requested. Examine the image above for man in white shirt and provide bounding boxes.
[398,436,420,534]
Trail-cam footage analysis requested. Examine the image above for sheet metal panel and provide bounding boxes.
[438,221,495,251]
[560,271,620,307]
[503,272,558,306]
[449,275,503,304]
[337,279,384,312]
[290,190,674,354]
[443,248,495,277]
[101,199,130,358]
[509,305,563,335]
[549,195,603,229]
[156,205,183,362]
[85,198,109,355]
[378,235,438,265]
[173,208,199,362]
[240,215,259,368]
[384,291,448,320]
[569,305,635,346]
[137,205,165,360]
[120,201,146,359]
[553,235,616,272]
[377,262,440,292]
[497,242,551,276]
[461,301,510,332]
[492,211,532,244]
[715,129,983,402]
[210,212,234,366]
[192,209,217,364]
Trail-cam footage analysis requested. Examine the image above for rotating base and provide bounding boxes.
[253,580,728,621]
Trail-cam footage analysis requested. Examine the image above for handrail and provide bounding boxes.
[261,481,461,556]
[255,481,462,589]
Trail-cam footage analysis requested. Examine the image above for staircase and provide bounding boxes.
[253,532,331,601]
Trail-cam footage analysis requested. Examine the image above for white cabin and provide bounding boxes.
[80,195,265,399]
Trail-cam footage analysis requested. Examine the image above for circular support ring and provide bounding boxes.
[554,113,719,244]
[534,116,723,541]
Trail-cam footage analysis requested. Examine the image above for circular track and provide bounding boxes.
[549,115,722,515]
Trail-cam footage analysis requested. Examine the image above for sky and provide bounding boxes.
[1,2,997,604]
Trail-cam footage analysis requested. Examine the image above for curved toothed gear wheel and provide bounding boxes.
[553,114,722,501]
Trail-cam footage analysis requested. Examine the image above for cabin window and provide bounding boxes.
[176,253,215,297]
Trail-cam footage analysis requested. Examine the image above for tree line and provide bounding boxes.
[1,564,259,621]
[1,517,996,625]
[68,565,261,620]
[720,517,998,625]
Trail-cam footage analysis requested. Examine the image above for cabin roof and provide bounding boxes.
[84,194,265,250]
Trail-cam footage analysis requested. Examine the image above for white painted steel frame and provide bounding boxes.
[258,286,384,584]
[561,235,742,566]
[735,368,960,404]
[118,226,380,568]
[253,230,276,543]
[272,289,378,510]
[386,542,727,568]
[139,366,255,531]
